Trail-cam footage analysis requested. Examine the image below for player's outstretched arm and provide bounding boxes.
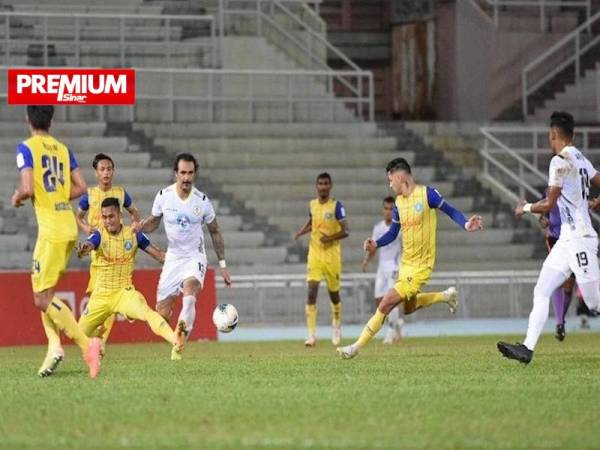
[136,215,162,233]
[76,240,94,258]
[69,168,87,200]
[144,243,166,264]
[207,219,232,287]
[427,186,479,232]
[11,168,33,207]
[294,217,312,240]
[465,215,484,232]
[515,186,561,217]
[320,219,349,243]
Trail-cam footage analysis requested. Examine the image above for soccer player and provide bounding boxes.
[498,111,600,364]
[11,105,101,378]
[136,153,232,338]
[362,196,403,344]
[538,194,575,341]
[77,197,185,361]
[75,153,141,343]
[337,157,484,359]
[294,172,349,347]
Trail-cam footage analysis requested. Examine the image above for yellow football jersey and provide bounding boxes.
[396,185,437,269]
[84,185,126,229]
[89,226,149,293]
[16,134,77,241]
[308,198,346,264]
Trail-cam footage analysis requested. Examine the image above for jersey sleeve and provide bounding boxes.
[123,190,132,209]
[204,198,216,224]
[86,230,101,249]
[584,157,598,180]
[548,156,570,187]
[16,143,33,172]
[78,192,90,211]
[427,186,467,229]
[136,232,150,250]
[151,190,163,217]
[335,201,346,220]
[68,149,79,171]
[376,206,400,247]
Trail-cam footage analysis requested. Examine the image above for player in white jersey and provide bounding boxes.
[137,154,232,344]
[498,111,600,364]
[362,197,403,344]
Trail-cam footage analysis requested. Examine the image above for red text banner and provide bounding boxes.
[7,68,136,105]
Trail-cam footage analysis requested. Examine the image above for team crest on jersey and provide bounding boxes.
[192,206,202,217]
[414,202,423,213]
[325,212,333,219]
[123,240,133,251]
[176,214,191,231]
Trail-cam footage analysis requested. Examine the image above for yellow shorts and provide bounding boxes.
[307,259,341,292]
[393,265,432,300]
[79,286,151,336]
[31,238,75,293]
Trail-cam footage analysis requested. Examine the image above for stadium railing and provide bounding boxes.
[480,125,600,223]
[0,66,374,122]
[220,0,365,105]
[522,10,600,118]
[475,0,591,32]
[215,271,541,324]
[0,11,217,68]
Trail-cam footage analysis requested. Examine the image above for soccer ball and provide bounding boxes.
[212,303,239,333]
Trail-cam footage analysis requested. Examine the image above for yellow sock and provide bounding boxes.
[144,310,176,344]
[355,309,386,348]
[330,302,342,327]
[100,314,116,344]
[305,304,317,337]
[45,297,89,352]
[415,292,445,309]
[41,312,61,349]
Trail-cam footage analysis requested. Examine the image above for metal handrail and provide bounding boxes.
[0,67,373,122]
[480,0,591,31]
[522,10,600,118]
[480,126,600,224]
[0,11,217,68]
[221,0,365,100]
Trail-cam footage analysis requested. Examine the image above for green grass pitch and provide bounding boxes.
[1,333,599,450]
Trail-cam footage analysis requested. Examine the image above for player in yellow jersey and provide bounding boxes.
[77,197,186,362]
[11,105,102,378]
[75,153,141,344]
[294,172,349,347]
[337,157,484,359]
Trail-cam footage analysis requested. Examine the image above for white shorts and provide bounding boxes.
[157,252,207,302]
[543,236,600,284]
[374,268,398,298]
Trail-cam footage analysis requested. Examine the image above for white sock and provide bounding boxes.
[523,265,567,350]
[523,295,550,350]
[178,295,197,335]
[388,306,399,329]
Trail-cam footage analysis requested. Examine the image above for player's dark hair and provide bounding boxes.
[26,105,54,131]
[316,172,332,183]
[383,196,395,204]
[550,111,574,139]
[174,153,198,172]
[101,197,120,210]
[386,157,411,175]
[92,153,114,169]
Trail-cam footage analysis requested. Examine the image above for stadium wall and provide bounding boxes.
[0,269,217,346]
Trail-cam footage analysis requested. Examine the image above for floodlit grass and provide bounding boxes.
[1,333,599,449]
